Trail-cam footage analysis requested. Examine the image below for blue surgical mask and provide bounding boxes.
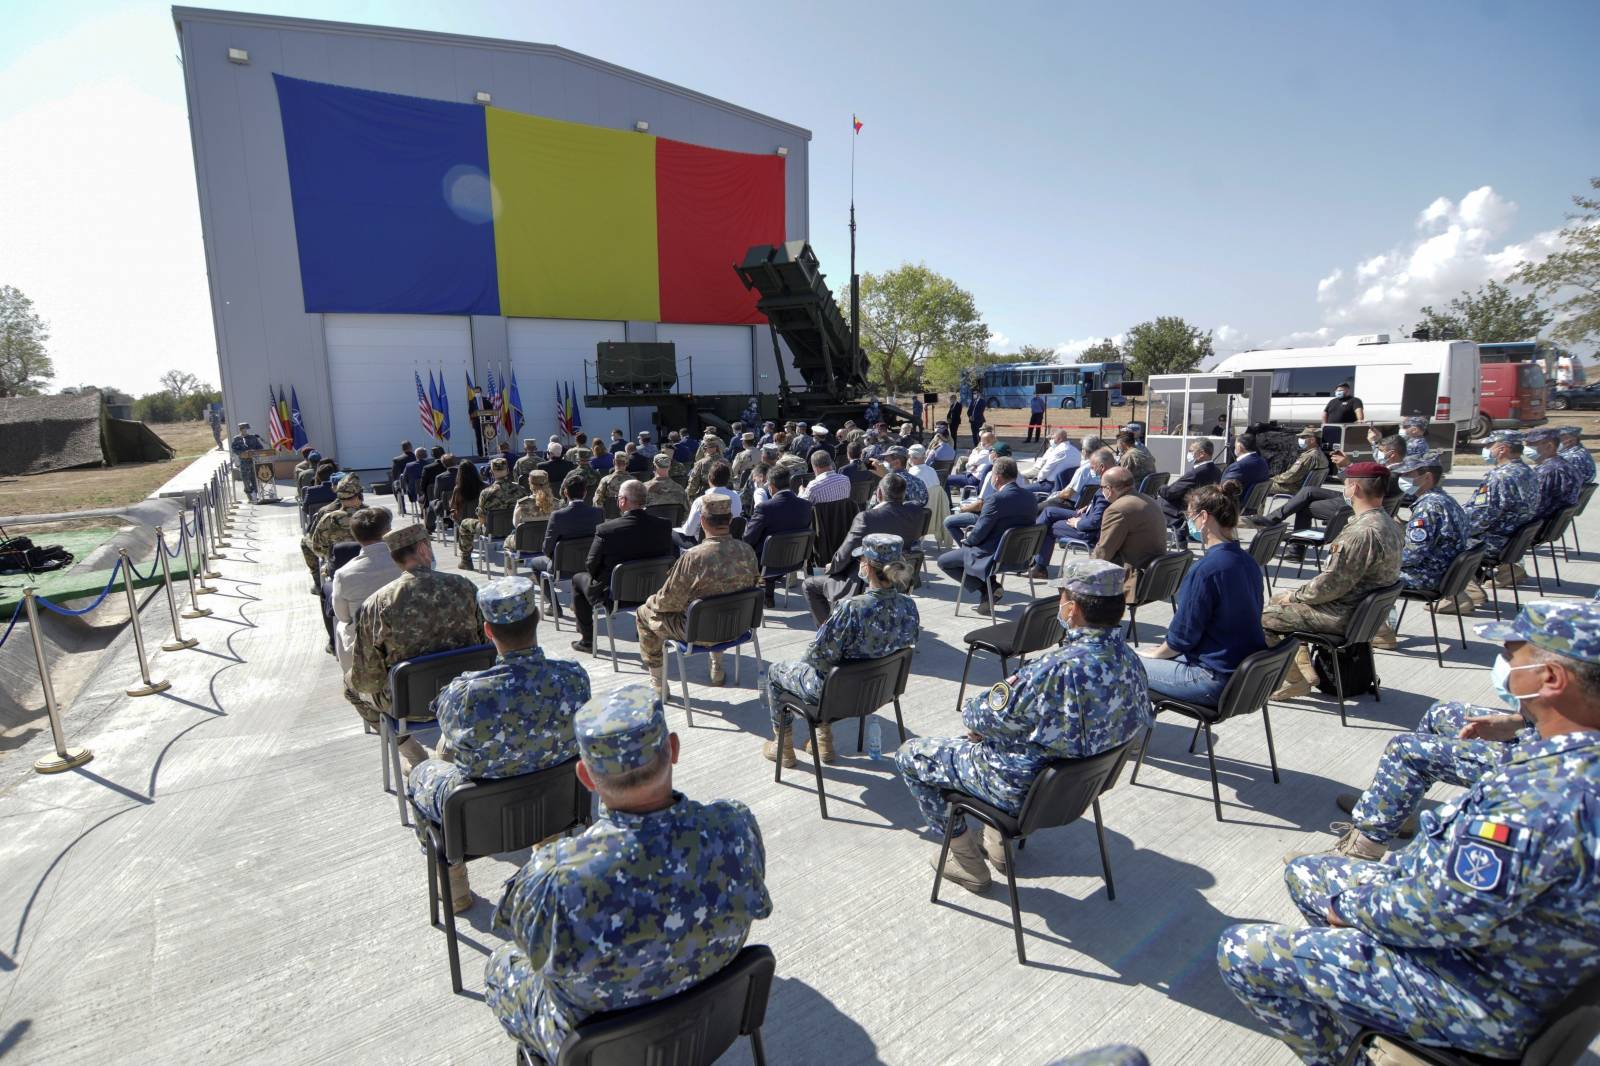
[1490,656,1542,718]
[1298,439,1311,450]
[1481,446,1495,462]
[1058,608,1073,632]
[1187,518,1203,542]
[1335,389,1347,398]
[1398,477,1417,495]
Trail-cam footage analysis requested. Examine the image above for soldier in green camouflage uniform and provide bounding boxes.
[346,525,484,739]
[512,439,543,484]
[457,456,528,570]
[636,495,759,689]
[685,438,725,498]
[567,446,600,502]
[300,474,362,590]
[593,464,631,521]
[644,453,690,514]
[1263,462,1403,698]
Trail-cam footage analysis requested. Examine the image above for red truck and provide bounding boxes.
[1476,342,1547,434]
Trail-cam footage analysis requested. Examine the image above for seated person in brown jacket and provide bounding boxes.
[1091,467,1169,599]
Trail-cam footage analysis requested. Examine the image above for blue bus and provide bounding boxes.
[972,361,1127,409]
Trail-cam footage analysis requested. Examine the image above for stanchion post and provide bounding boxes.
[178,521,213,617]
[118,550,171,697]
[194,529,218,595]
[25,589,94,774]
[212,484,232,551]
[155,530,198,651]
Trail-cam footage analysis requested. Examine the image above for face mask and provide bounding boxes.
[1335,389,1347,398]
[1298,439,1311,450]
[1481,447,1495,462]
[1490,656,1543,718]
[1186,518,1203,542]
[1397,477,1417,495]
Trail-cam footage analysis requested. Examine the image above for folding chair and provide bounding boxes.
[930,742,1133,964]
[1480,521,1542,620]
[1292,581,1405,726]
[538,536,596,630]
[1562,481,1595,556]
[1131,640,1299,820]
[662,588,764,725]
[1125,551,1193,646]
[473,508,515,570]
[1137,472,1169,496]
[903,509,934,586]
[421,759,592,993]
[954,596,1065,712]
[771,648,913,819]
[645,503,686,527]
[383,644,497,825]
[1396,545,1487,667]
[1530,504,1579,589]
[597,556,675,672]
[504,518,550,576]
[1245,522,1288,596]
[1241,481,1270,518]
[953,524,1046,618]
[757,531,813,612]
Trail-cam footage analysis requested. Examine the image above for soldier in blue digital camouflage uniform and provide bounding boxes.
[1557,425,1596,485]
[1219,599,1600,1065]
[1525,426,1582,522]
[762,534,921,767]
[1388,453,1471,625]
[1400,416,1429,459]
[486,685,772,1063]
[407,576,590,913]
[1459,429,1540,609]
[896,558,1150,891]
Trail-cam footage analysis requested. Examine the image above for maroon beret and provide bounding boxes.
[1344,461,1388,479]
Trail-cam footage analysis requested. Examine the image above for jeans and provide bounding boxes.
[944,511,978,544]
[1142,657,1227,706]
[1034,505,1080,567]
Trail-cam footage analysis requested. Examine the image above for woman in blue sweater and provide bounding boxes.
[1138,482,1266,705]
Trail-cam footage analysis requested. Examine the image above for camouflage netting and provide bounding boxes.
[0,390,173,476]
[1250,422,1307,477]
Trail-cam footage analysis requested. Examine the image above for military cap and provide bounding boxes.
[1525,427,1561,444]
[522,438,536,447]
[575,684,668,775]
[570,447,591,460]
[701,494,733,516]
[1557,425,1584,438]
[1476,599,1600,665]
[308,450,323,462]
[1049,558,1125,597]
[652,452,673,469]
[527,469,550,484]
[1402,416,1429,429]
[1391,452,1444,475]
[1484,429,1525,445]
[1344,460,1388,479]
[852,532,904,564]
[334,477,363,499]
[991,442,1012,457]
[884,445,909,460]
[814,425,831,437]
[383,523,428,551]
[742,431,756,442]
[477,576,539,626]
[1297,425,1321,440]
[703,437,724,451]
[489,456,509,473]
[237,421,251,429]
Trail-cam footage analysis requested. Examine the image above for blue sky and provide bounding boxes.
[2,1,1596,394]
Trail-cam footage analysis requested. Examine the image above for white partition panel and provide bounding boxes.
[506,319,627,446]
[656,324,754,397]
[324,314,473,472]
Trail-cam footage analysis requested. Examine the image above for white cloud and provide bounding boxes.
[0,12,218,397]
[1053,334,1124,360]
[987,330,1012,352]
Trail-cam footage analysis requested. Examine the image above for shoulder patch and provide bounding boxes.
[1408,527,1429,543]
[987,681,1012,711]
[1450,841,1508,894]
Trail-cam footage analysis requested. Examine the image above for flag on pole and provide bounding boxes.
[289,386,308,448]
[498,364,514,438]
[852,114,862,134]
[266,386,288,450]
[436,368,451,441]
[466,369,483,451]
[415,370,437,440]
[508,370,524,436]
[568,380,583,432]
[277,388,293,449]
[426,371,443,439]
[555,382,570,437]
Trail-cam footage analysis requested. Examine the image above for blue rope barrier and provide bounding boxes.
[126,555,162,582]
[166,532,185,559]
[0,597,21,650]
[35,560,124,618]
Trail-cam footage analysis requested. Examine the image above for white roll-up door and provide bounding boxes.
[656,324,754,397]
[324,314,472,472]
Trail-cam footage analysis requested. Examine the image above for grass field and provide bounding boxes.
[0,421,220,518]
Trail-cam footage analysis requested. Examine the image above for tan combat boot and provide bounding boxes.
[448,862,472,913]
[708,651,727,686]
[802,722,838,764]
[1282,822,1387,864]
[1271,646,1316,700]
[1465,580,1488,607]
[1370,622,1398,650]
[930,828,993,892]
[761,731,797,768]
[398,736,429,778]
[981,824,1011,871]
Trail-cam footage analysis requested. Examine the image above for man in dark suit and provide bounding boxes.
[624,443,651,476]
[743,465,813,607]
[402,448,428,509]
[418,445,447,501]
[538,473,603,563]
[936,456,1034,614]
[426,461,458,534]
[1158,438,1222,534]
[838,439,877,489]
[389,440,415,485]
[801,472,925,624]
[538,443,575,491]
[570,478,675,654]
[1221,432,1271,499]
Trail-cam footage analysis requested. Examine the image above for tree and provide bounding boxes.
[1075,337,1122,364]
[1121,317,1212,380]
[1413,279,1552,343]
[0,285,54,397]
[1512,175,1600,349]
[857,263,989,396]
[133,391,179,422]
[159,369,205,402]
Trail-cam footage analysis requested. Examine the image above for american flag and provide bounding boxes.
[414,371,436,440]
[266,386,289,450]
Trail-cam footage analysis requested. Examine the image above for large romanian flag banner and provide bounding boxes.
[273,75,786,325]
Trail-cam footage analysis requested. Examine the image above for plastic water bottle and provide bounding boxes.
[866,716,883,760]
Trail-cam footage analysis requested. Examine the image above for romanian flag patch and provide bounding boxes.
[1466,819,1518,848]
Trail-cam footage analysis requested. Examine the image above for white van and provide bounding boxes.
[1213,334,1481,436]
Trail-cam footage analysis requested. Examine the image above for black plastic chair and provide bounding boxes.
[420,758,592,993]
[1562,481,1595,556]
[505,518,550,575]
[1481,520,1542,620]
[811,500,857,570]
[1530,504,1580,590]
[1131,640,1299,821]
[645,502,686,527]
[300,485,334,531]
[1338,968,1600,1066]
[955,596,1064,711]
[662,588,765,725]
[598,556,675,672]
[540,536,596,631]
[1396,545,1487,667]
[848,476,879,510]
[930,742,1133,964]
[473,507,516,569]
[1074,482,1101,509]
[1125,551,1192,645]
[329,541,361,574]
[383,644,498,825]
[953,524,1047,617]
[758,530,814,612]
[1241,481,1270,517]
[1246,522,1288,595]
[1277,507,1350,581]
[1291,581,1405,727]
[528,944,776,1066]
[1137,471,1169,496]
[772,648,913,819]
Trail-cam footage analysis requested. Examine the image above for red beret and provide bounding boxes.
[1344,461,1388,479]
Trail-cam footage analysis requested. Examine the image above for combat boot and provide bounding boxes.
[1370,622,1398,650]
[1336,791,1419,838]
[981,824,1011,871]
[931,829,992,892]
[761,731,797,768]
[398,736,429,778]
[459,555,475,572]
[802,723,838,764]
[1433,592,1475,616]
[1465,580,1488,607]
[1271,646,1317,700]
[708,651,727,686]
[447,862,472,913]
[1282,822,1386,864]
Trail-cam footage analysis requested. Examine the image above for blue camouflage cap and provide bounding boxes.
[1402,416,1428,429]
[852,532,904,564]
[477,576,539,625]
[308,450,322,462]
[1557,425,1584,438]
[1483,429,1525,445]
[1475,599,1600,664]
[1049,558,1125,597]
[1391,451,1444,474]
[575,684,669,775]
[1525,427,1560,444]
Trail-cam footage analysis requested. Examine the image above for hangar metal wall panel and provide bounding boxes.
[323,315,472,471]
